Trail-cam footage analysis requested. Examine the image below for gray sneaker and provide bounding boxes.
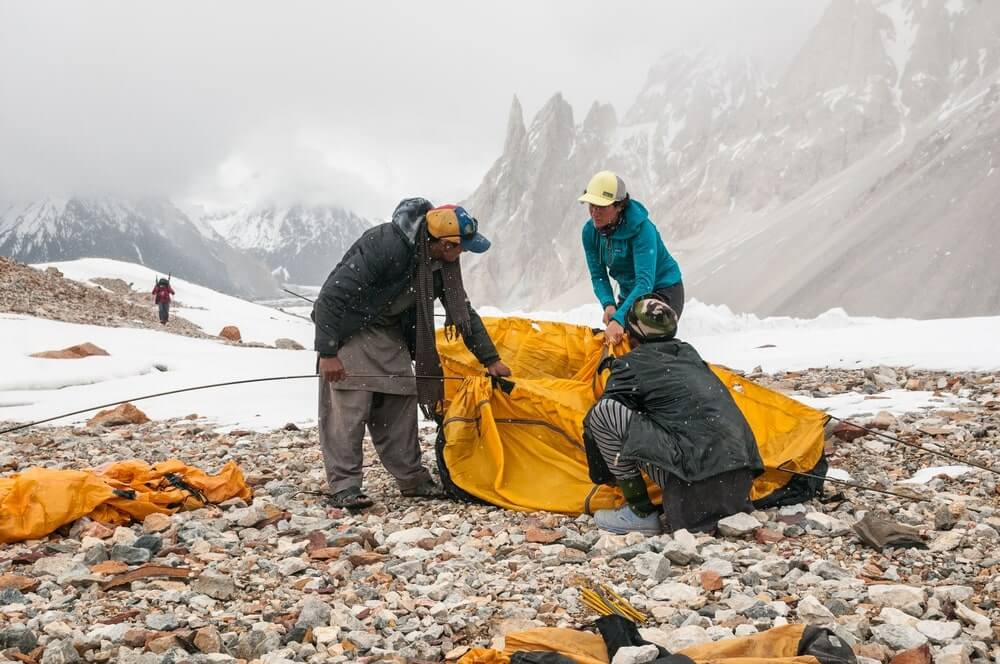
[594,505,663,536]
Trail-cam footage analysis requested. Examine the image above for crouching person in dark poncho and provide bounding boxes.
[584,294,764,535]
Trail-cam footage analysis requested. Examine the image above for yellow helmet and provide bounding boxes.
[578,170,627,206]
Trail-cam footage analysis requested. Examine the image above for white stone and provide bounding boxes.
[867,584,926,616]
[611,644,659,664]
[716,513,761,537]
[796,595,835,625]
[915,620,962,644]
[663,625,711,651]
[870,624,928,650]
[385,527,433,547]
[648,582,701,603]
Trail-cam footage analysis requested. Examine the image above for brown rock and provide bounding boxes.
[524,527,562,544]
[122,629,153,648]
[856,643,891,663]
[194,627,222,653]
[80,521,115,538]
[699,570,723,591]
[90,560,129,575]
[833,421,867,442]
[87,402,150,427]
[143,513,172,533]
[890,644,931,664]
[219,326,242,342]
[147,635,179,653]
[30,342,109,359]
[308,547,343,560]
[0,574,39,592]
[45,266,63,277]
[348,552,385,566]
[754,528,785,544]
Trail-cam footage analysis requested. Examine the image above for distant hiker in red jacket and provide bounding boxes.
[152,278,175,325]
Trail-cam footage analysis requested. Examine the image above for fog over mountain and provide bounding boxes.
[462,0,1000,318]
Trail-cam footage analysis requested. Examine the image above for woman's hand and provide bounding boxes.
[603,305,617,325]
[605,320,625,346]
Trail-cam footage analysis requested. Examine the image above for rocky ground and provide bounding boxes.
[0,365,998,664]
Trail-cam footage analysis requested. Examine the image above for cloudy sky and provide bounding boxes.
[0,1,829,218]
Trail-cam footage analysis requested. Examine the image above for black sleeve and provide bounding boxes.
[463,305,501,366]
[313,228,392,356]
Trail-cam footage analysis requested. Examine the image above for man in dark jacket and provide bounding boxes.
[313,198,511,509]
[584,294,763,535]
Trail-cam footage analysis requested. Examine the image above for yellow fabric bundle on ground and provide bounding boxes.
[458,624,826,664]
[0,459,251,543]
[437,317,826,515]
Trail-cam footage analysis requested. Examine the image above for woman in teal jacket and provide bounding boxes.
[579,170,683,345]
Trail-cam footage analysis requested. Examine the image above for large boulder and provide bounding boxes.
[87,403,150,428]
[219,326,242,342]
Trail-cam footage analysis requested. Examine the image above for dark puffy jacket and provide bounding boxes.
[594,339,763,483]
[312,198,499,365]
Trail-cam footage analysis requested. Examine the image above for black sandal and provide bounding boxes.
[326,486,374,509]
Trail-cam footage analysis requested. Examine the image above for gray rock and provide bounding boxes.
[145,612,180,631]
[295,597,332,630]
[133,533,163,554]
[796,595,836,625]
[192,570,237,600]
[0,626,38,654]
[804,512,851,536]
[916,620,962,644]
[82,543,108,566]
[632,552,671,582]
[716,513,761,537]
[109,544,152,565]
[40,639,80,664]
[870,624,928,650]
[0,587,27,605]
[662,530,700,565]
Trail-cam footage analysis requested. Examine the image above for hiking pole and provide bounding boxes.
[769,465,930,502]
[827,415,1000,478]
[0,373,485,436]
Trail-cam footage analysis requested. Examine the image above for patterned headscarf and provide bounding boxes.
[626,294,678,342]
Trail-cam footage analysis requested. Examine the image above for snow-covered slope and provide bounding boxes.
[34,258,313,347]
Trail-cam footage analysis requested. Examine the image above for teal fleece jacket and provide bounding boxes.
[581,199,682,325]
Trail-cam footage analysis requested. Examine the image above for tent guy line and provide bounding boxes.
[1,374,995,500]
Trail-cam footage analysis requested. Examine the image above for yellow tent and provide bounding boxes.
[436,317,827,515]
[0,459,252,543]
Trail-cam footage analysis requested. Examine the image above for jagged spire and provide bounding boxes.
[503,95,527,155]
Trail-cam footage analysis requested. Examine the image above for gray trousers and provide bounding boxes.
[317,379,432,494]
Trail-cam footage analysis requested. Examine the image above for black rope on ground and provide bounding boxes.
[827,414,1000,478]
[0,373,475,436]
[769,464,929,502]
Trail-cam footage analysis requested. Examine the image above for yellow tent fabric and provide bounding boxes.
[458,623,822,664]
[0,459,252,543]
[437,317,825,515]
